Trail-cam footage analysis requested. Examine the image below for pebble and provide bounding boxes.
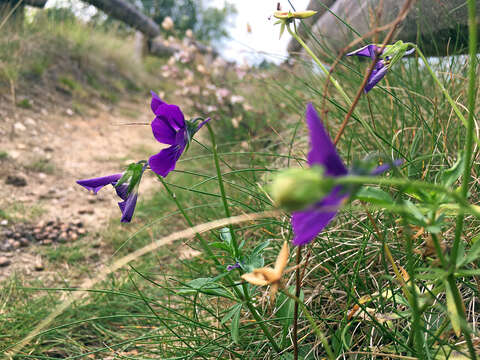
[5,175,27,187]
[66,108,74,116]
[34,259,44,271]
[13,122,26,132]
[0,256,11,267]
[25,117,36,126]
[0,219,8,226]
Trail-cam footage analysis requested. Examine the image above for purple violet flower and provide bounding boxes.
[346,45,388,93]
[77,167,145,223]
[291,103,401,246]
[347,44,415,93]
[149,91,210,177]
[226,262,241,271]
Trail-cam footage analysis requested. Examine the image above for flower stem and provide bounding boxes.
[157,175,281,353]
[281,289,334,360]
[286,24,351,106]
[206,123,240,258]
[293,245,302,360]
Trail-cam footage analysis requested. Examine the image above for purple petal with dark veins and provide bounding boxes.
[151,91,165,114]
[371,159,404,175]
[346,44,382,59]
[148,142,186,177]
[364,65,388,93]
[77,174,122,194]
[305,103,348,176]
[118,192,138,223]
[226,262,241,271]
[291,186,349,246]
[151,116,177,145]
[154,103,185,131]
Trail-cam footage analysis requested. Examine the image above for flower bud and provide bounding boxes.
[273,10,317,20]
[270,167,332,212]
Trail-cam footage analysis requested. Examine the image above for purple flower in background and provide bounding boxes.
[346,44,388,93]
[291,104,401,246]
[77,166,145,223]
[149,91,209,177]
[347,44,415,93]
[226,262,241,271]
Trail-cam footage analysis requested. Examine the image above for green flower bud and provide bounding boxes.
[270,166,333,212]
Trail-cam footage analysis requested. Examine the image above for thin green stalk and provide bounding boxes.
[445,2,478,358]
[286,24,351,105]
[206,123,239,257]
[281,289,334,360]
[158,167,281,353]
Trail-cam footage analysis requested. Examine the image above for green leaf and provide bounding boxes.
[251,240,270,256]
[209,242,233,254]
[221,303,242,325]
[445,281,462,337]
[440,154,464,188]
[230,304,241,344]
[177,278,232,298]
[460,239,480,266]
[356,187,393,205]
[403,200,427,225]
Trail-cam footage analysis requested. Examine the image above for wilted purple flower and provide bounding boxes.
[149,91,209,177]
[291,103,401,246]
[77,166,145,223]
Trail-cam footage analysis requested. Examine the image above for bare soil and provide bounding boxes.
[0,93,160,281]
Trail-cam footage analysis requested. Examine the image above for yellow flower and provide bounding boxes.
[241,241,289,300]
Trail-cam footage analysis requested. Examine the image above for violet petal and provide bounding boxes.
[365,65,388,93]
[77,174,122,194]
[151,116,177,145]
[151,91,165,114]
[306,103,348,176]
[118,192,138,223]
[148,143,186,177]
[371,159,404,175]
[346,44,382,59]
[196,117,211,132]
[291,186,348,246]
[154,103,185,131]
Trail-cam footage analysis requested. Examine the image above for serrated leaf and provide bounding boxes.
[231,304,241,344]
[356,187,393,205]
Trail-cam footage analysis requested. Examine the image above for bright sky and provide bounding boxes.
[212,0,310,64]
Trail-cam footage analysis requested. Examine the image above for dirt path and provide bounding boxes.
[0,96,160,281]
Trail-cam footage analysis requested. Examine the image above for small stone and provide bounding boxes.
[0,256,11,267]
[25,117,36,126]
[19,237,29,247]
[13,232,21,239]
[0,219,8,226]
[5,175,27,187]
[78,208,94,215]
[77,228,86,235]
[38,173,47,180]
[66,108,74,116]
[11,240,20,249]
[34,259,44,271]
[16,143,27,150]
[69,233,78,241]
[13,122,26,132]
[44,146,54,152]
[41,239,52,245]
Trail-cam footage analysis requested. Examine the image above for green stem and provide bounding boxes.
[446,1,478,358]
[282,289,334,360]
[287,24,351,106]
[157,175,281,353]
[206,123,239,257]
